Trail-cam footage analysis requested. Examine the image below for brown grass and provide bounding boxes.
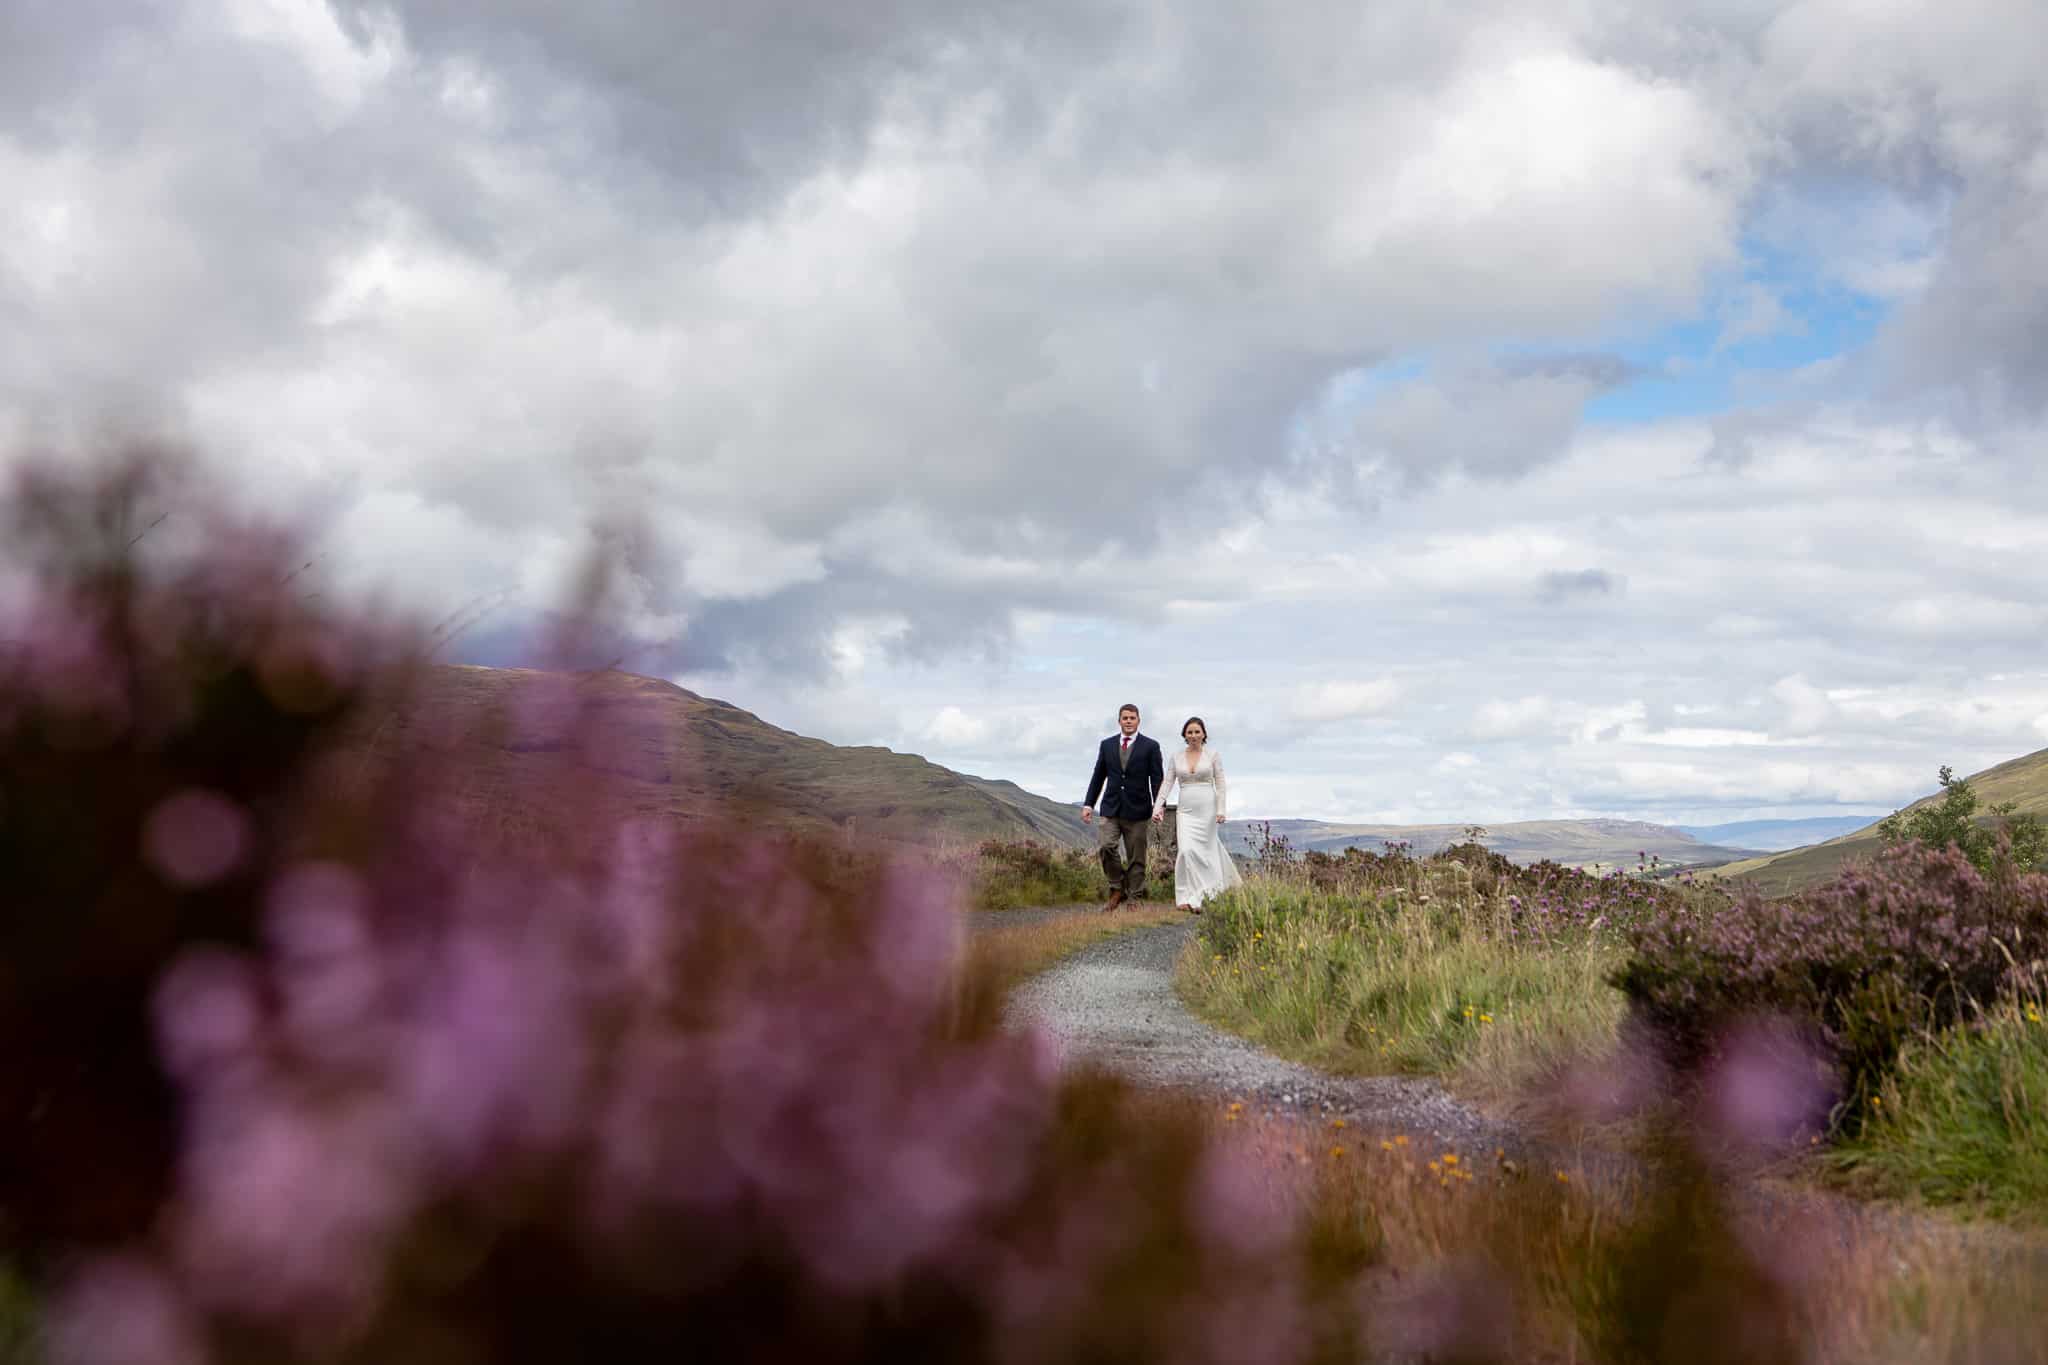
[964,906,1184,1000]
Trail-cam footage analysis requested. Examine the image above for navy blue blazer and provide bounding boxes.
[1084,733,1164,822]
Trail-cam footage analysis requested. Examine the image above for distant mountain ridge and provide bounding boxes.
[353,666,1091,851]
[1221,817,1759,869]
[1675,816,1882,853]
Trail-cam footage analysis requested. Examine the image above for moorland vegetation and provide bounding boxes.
[1190,804,2048,1223]
[4,454,2046,1362]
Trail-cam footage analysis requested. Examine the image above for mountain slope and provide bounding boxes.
[1710,746,2048,895]
[1221,818,1759,869]
[354,665,1090,850]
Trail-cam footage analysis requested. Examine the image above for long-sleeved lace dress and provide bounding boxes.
[1154,748,1243,909]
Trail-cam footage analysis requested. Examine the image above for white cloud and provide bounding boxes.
[1470,697,1555,741]
[922,706,991,748]
[1293,678,1402,724]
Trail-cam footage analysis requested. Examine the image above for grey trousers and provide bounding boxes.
[1097,815,1151,898]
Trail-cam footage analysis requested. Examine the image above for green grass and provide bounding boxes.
[967,839,1104,910]
[1828,996,2048,1221]
[1177,865,1637,1106]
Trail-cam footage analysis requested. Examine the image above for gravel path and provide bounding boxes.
[964,902,1108,933]
[1005,915,1519,1152]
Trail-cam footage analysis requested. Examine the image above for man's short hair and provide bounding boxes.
[1118,703,1140,718]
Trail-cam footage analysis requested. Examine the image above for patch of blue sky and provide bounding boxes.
[1581,233,1897,425]
[1295,187,1928,445]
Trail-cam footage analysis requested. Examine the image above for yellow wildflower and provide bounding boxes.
[1479,1013,1494,1024]
[1331,1118,1347,1130]
[1555,1171,1570,1184]
[1329,1146,1346,1158]
[1394,1135,1409,1147]
[1442,1153,1458,1167]
[1380,1140,1394,1152]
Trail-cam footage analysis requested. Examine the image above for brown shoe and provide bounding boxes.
[1101,889,1125,913]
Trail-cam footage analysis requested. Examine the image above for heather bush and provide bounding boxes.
[0,456,425,1252]
[970,837,1100,909]
[0,460,1347,1365]
[1614,841,2048,1121]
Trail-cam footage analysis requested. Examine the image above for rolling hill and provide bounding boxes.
[1708,745,2048,895]
[350,665,1091,851]
[1220,818,1759,869]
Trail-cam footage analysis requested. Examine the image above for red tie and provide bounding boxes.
[1121,736,1130,756]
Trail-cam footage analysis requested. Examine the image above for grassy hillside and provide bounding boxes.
[350,665,1090,851]
[1710,745,2048,895]
[1221,817,1758,869]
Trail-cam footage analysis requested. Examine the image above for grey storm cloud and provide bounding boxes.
[1346,355,1639,488]
[6,0,2048,688]
[1538,568,1624,603]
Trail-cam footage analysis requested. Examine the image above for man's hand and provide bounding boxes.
[1216,813,1227,824]
[1081,806,1095,823]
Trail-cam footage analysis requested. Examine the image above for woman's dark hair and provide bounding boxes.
[1181,716,1207,740]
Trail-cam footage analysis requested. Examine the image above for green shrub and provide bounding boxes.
[972,837,1100,909]
[1877,765,2048,874]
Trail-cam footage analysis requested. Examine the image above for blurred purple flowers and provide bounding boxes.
[2,456,1336,1365]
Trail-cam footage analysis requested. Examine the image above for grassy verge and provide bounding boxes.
[965,905,1183,999]
[963,838,1104,910]
[1176,858,1660,1107]
[1826,996,2048,1220]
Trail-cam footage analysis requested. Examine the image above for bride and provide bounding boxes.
[1152,716,1243,913]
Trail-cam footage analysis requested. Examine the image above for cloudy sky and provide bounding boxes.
[7,0,2048,825]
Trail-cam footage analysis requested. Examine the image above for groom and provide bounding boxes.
[1081,703,1165,912]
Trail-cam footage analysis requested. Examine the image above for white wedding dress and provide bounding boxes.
[1155,748,1243,908]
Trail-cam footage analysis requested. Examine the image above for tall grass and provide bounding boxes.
[1181,848,1720,1106]
[959,837,1103,909]
[1828,995,2048,1219]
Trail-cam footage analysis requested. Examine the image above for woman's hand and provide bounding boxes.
[1215,813,1226,824]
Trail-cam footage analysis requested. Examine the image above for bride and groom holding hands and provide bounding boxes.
[1081,702,1242,914]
